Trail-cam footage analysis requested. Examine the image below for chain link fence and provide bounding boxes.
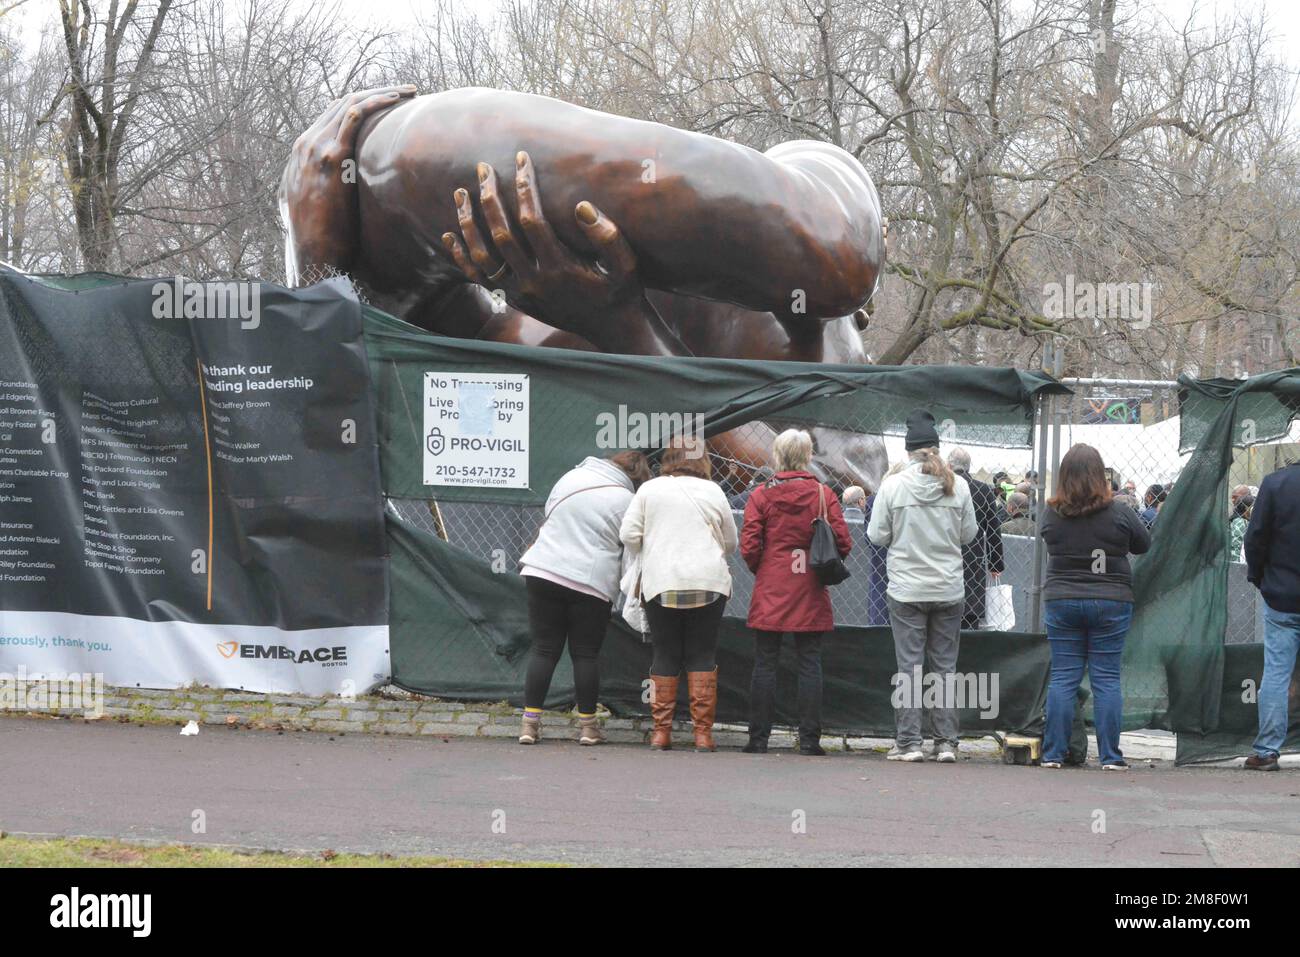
[1046,378,1289,649]
[389,392,1044,635]
[389,373,1296,653]
[380,356,1300,751]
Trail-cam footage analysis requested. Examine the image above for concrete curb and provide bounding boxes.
[0,682,1181,760]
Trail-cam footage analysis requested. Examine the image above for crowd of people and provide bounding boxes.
[510,408,1300,771]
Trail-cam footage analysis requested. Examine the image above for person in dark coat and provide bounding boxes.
[863,481,891,625]
[740,428,852,755]
[1139,484,1165,528]
[729,466,774,510]
[1243,461,1300,770]
[948,448,1006,628]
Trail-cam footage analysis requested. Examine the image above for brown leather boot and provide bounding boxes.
[649,675,679,750]
[687,670,718,752]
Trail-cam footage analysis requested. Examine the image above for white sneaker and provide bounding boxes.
[887,745,925,762]
[935,745,957,763]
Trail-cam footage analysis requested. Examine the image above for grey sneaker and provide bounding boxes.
[935,744,958,763]
[887,745,925,762]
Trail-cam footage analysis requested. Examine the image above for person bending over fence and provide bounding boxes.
[517,452,651,746]
[620,445,737,752]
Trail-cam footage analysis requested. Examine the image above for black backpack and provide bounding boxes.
[809,483,851,586]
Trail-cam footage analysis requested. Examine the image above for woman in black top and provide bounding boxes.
[1038,444,1151,769]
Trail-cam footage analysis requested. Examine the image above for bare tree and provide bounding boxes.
[10,0,1296,375]
[53,0,174,271]
[0,20,75,270]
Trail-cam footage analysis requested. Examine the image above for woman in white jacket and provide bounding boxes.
[620,445,738,751]
[518,451,651,746]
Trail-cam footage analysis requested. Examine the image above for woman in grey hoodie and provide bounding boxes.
[517,451,650,745]
[867,410,977,763]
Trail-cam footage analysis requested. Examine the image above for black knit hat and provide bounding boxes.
[904,409,940,451]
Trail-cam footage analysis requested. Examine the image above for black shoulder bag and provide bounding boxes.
[809,484,850,585]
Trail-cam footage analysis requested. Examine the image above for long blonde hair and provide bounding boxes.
[908,446,956,496]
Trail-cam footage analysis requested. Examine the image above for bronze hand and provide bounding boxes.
[441,151,690,356]
[281,84,417,284]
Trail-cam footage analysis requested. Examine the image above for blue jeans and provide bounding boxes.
[1254,603,1300,759]
[1043,599,1133,765]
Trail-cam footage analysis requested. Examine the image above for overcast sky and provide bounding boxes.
[354,0,1300,66]
[8,0,1298,84]
[349,0,1300,57]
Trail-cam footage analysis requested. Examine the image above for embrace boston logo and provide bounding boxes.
[214,641,348,666]
[50,887,151,937]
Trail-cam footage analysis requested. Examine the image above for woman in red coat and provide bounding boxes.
[740,429,852,754]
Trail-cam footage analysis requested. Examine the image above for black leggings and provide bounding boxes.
[523,576,611,713]
[644,598,726,676]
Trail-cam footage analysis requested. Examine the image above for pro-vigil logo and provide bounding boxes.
[50,887,151,937]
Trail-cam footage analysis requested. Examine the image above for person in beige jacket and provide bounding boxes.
[619,445,738,751]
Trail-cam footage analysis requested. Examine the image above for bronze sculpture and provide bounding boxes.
[281,85,887,487]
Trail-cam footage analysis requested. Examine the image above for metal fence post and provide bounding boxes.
[1028,390,1052,632]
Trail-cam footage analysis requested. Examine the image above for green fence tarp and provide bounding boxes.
[1156,370,1300,762]
[388,514,1050,733]
[13,271,1295,754]
[366,305,1068,733]
[369,305,1300,755]
[1175,643,1300,764]
[364,305,1068,505]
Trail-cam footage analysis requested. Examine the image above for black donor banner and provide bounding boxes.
[0,271,389,694]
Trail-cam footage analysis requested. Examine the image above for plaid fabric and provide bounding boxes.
[653,590,721,609]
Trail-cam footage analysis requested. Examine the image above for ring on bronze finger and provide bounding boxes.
[487,263,509,283]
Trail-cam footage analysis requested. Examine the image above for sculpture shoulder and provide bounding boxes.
[356,87,619,163]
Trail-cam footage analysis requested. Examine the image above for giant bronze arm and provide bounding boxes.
[352,87,883,323]
[281,86,888,488]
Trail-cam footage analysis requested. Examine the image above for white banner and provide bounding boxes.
[0,610,390,696]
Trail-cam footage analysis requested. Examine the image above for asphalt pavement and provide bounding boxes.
[2,717,1297,866]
